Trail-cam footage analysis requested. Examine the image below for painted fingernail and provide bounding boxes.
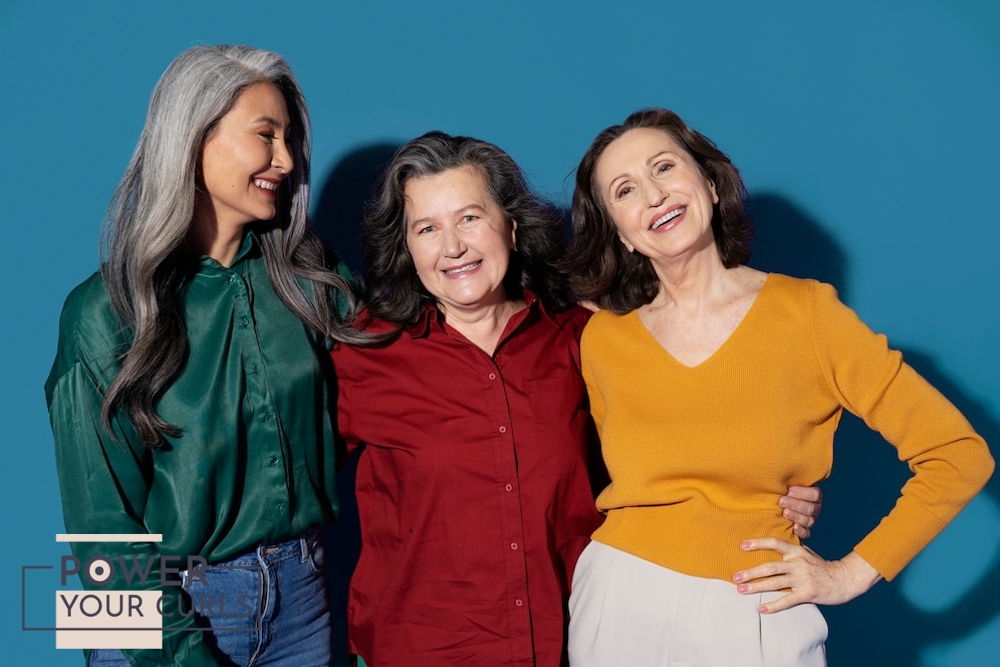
[758,605,768,614]
[741,541,751,549]
[733,573,743,583]
[737,584,749,593]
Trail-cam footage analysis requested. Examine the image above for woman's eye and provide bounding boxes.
[259,132,275,142]
[616,185,634,199]
[417,225,434,234]
[656,162,673,174]
[462,215,478,223]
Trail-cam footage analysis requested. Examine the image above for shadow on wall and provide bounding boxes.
[748,192,1000,667]
[312,143,402,275]
[314,143,401,667]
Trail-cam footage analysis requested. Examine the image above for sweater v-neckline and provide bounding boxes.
[629,274,772,370]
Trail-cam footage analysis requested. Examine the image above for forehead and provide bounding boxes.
[225,82,291,125]
[403,165,494,212]
[596,127,691,179]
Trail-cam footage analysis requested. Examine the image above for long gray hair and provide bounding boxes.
[100,44,364,448]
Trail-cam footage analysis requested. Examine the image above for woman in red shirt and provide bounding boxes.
[332,131,820,666]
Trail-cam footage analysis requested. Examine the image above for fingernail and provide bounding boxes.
[737,584,749,594]
[758,605,768,614]
[740,541,751,549]
[778,497,788,507]
[733,573,743,583]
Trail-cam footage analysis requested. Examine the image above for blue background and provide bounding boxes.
[3,1,998,664]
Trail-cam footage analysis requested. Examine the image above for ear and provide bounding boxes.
[510,219,518,250]
[618,233,635,254]
[708,179,719,205]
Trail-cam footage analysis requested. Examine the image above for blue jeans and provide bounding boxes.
[89,527,331,666]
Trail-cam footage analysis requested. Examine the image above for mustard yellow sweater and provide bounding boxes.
[581,274,993,582]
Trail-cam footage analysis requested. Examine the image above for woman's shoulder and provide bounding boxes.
[584,306,635,329]
[579,307,638,351]
[548,303,593,336]
[330,309,403,357]
[760,271,837,290]
[51,271,129,377]
[60,271,112,318]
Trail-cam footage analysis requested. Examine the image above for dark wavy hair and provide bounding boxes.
[564,108,752,314]
[363,131,572,325]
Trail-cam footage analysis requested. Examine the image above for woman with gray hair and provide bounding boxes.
[46,45,361,666]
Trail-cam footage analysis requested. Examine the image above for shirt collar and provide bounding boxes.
[191,229,261,270]
[407,289,555,339]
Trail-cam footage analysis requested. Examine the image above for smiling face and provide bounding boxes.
[194,82,294,232]
[595,127,719,264]
[404,165,516,320]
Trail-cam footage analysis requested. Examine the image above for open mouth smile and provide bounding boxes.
[443,260,482,275]
[650,206,685,230]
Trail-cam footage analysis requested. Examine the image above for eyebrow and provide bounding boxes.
[408,204,488,230]
[607,150,684,194]
[251,115,289,129]
[645,150,681,166]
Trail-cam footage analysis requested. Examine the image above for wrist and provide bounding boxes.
[842,551,883,596]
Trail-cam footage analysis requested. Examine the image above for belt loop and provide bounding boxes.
[300,532,310,563]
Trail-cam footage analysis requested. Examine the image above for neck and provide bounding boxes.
[648,247,741,310]
[187,217,248,267]
[441,299,524,355]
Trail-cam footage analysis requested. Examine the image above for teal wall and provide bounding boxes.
[3,1,998,664]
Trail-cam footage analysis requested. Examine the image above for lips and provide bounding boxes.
[253,178,280,194]
[443,260,482,275]
[650,205,686,230]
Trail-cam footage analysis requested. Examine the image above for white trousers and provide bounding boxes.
[568,541,827,667]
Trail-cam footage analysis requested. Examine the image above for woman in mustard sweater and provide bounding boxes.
[562,108,994,666]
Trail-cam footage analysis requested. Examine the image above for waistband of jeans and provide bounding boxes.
[186,526,321,569]
[258,525,321,563]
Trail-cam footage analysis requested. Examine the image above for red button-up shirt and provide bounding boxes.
[333,295,604,666]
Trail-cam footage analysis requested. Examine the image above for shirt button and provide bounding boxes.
[241,316,250,328]
[515,598,523,607]
[229,275,238,284]
[504,483,513,492]
[268,456,278,467]
[277,502,287,513]
[488,373,496,380]
[262,413,272,422]
[510,542,518,551]
[250,365,260,375]
[498,426,507,434]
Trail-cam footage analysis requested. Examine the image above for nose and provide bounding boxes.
[273,139,294,175]
[442,226,467,258]
[644,177,667,206]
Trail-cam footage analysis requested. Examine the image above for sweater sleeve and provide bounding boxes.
[45,287,221,667]
[807,281,993,580]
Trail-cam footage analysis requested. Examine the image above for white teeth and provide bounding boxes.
[651,207,685,230]
[445,260,481,275]
[254,179,278,191]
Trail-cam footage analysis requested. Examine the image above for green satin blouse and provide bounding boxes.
[45,232,345,666]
